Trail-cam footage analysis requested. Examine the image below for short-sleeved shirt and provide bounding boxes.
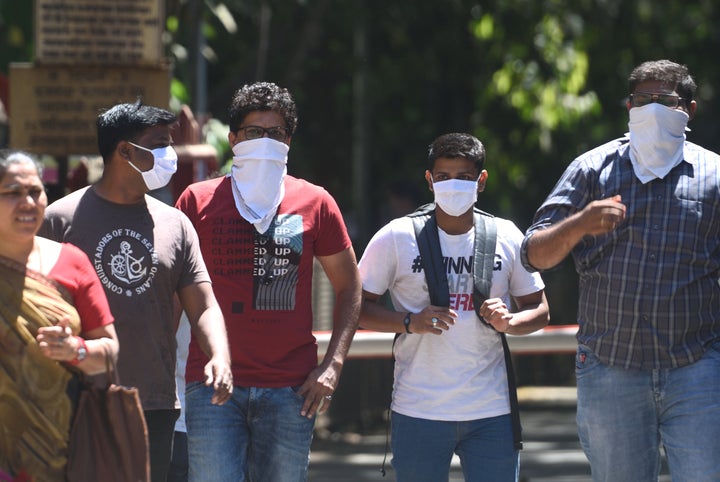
[359,214,544,421]
[40,186,210,410]
[50,242,114,333]
[523,137,720,369]
[176,175,352,387]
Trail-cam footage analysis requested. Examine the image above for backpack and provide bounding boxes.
[407,203,523,450]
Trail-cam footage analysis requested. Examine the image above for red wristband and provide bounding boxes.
[68,336,88,365]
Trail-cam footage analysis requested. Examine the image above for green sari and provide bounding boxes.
[0,255,82,481]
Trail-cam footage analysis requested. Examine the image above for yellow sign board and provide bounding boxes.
[9,63,170,156]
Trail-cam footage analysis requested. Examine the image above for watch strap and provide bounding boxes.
[402,312,412,334]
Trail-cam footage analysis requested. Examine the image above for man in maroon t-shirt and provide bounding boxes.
[176,82,361,482]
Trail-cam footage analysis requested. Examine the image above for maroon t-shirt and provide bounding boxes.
[176,175,351,387]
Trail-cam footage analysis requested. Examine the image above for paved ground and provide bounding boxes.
[308,389,671,482]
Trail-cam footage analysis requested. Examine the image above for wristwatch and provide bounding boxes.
[403,312,413,334]
[70,336,88,365]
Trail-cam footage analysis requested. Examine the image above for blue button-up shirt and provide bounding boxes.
[523,136,720,369]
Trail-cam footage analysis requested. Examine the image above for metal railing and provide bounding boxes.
[315,324,579,358]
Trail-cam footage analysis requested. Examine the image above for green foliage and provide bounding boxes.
[0,0,34,72]
[203,117,232,174]
[170,78,191,111]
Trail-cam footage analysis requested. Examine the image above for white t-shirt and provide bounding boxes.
[359,215,544,421]
[174,313,191,433]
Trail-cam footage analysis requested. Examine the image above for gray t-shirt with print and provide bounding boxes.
[40,186,210,410]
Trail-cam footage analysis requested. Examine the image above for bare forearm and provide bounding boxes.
[320,289,361,368]
[78,336,119,375]
[528,196,627,270]
[193,305,231,363]
[359,298,407,333]
[505,305,550,335]
[527,213,586,270]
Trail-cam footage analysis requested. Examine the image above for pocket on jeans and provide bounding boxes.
[706,339,720,360]
[288,385,305,399]
[575,345,600,379]
[185,381,205,396]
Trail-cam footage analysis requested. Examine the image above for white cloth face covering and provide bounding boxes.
[628,103,688,183]
[230,137,290,233]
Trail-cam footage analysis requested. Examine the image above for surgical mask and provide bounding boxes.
[230,137,289,233]
[431,176,479,216]
[628,103,688,183]
[127,142,178,191]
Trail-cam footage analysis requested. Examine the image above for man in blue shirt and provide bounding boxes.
[522,59,720,482]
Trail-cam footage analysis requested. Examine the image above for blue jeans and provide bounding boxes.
[576,342,720,482]
[185,382,315,482]
[390,411,519,482]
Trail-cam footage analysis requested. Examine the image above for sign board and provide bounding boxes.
[9,63,170,156]
[35,0,163,65]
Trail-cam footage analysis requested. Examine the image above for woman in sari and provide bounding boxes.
[0,149,118,481]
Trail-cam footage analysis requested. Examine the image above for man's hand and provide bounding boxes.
[581,195,626,236]
[296,363,340,418]
[407,305,457,335]
[204,357,233,405]
[478,298,513,332]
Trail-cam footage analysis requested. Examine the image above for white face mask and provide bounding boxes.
[230,137,289,233]
[431,176,479,216]
[127,142,178,191]
[628,103,688,183]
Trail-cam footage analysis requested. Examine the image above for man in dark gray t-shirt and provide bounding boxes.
[39,101,233,482]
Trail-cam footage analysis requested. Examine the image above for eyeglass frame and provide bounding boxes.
[236,125,290,142]
[629,91,686,109]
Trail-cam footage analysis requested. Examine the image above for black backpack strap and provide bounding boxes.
[404,206,523,451]
[411,212,449,307]
[391,210,445,355]
[471,212,523,450]
[500,331,523,450]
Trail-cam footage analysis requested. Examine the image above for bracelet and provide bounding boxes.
[68,336,88,365]
[403,312,413,334]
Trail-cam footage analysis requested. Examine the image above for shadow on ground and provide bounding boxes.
[309,400,671,482]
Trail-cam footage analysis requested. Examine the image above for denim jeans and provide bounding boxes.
[390,411,519,482]
[576,341,720,482]
[185,382,315,482]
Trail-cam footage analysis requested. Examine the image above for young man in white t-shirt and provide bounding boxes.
[359,132,550,482]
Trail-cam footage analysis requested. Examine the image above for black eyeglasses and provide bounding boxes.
[629,92,685,109]
[237,125,289,142]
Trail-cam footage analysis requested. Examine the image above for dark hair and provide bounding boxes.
[227,82,298,135]
[0,149,43,180]
[96,100,177,163]
[628,60,697,103]
[427,133,486,172]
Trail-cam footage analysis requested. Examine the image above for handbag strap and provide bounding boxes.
[101,342,121,387]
